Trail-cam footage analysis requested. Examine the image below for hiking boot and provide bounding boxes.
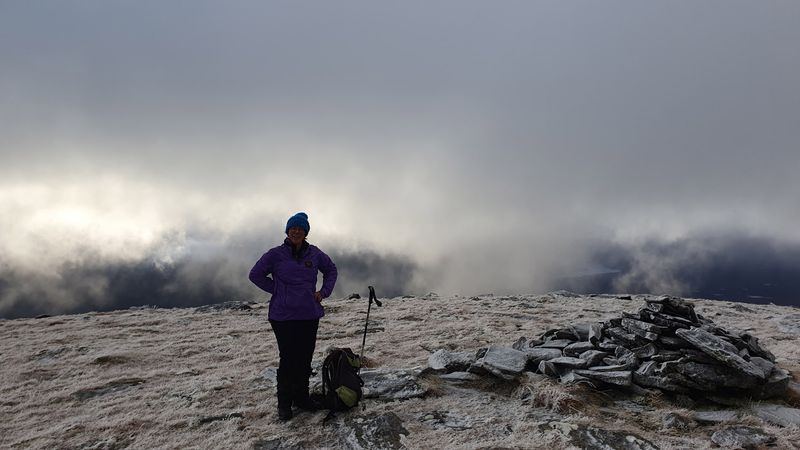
[277,405,293,421]
[294,395,323,412]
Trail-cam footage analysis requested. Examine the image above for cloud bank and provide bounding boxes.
[1,2,799,316]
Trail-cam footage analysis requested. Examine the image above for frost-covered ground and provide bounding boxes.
[1,292,799,449]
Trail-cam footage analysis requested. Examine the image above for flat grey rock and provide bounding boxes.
[632,373,690,393]
[563,341,596,357]
[692,410,739,424]
[340,412,409,450]
[752,404,800,427]
[522,347,563,364]
[512,336,543,350]
[566,424,658,450]
[573,370,632,386]
[588,322,604,345]
[427,349,476,372]
[667,361,761,390]
[755,368,792,399]
[662,412,692,430]
[419,410,473,430]
[547,356,588,369]
[621,318,668,335]
[711,426,775,449]
[438,371,481,382]
[539,339,574,349]
[579,350,608,367]
[478,345,528,379]
[360,368,426,400]
[676,328,767,379]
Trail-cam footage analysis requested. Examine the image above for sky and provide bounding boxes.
[1,1,799,318]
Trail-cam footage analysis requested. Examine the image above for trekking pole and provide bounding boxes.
[359,286,382,365]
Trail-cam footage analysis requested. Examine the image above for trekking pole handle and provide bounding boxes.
[368,286,382,307]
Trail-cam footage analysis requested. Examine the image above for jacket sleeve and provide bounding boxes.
[249,251,276,294]
[317,251,338,299]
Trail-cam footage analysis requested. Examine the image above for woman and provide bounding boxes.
[249,212,338,421]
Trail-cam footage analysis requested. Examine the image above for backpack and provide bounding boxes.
[321,347,364,412]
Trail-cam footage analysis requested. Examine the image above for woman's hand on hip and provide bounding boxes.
[314,291,323,303]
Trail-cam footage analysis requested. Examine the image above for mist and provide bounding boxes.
[1,2,799,317]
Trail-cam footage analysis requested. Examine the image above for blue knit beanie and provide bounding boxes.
[285,212,310,235]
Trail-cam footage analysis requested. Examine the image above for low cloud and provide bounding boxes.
[0,233,421,319]
[555,231,800,307]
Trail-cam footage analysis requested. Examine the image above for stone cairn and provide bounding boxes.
[510,296,791,399]
[430,296,792,401]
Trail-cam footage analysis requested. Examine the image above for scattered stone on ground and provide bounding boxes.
[339,412,409,450]
[751,404,800,427]
[359,368,426,400]
[710,426,776,449]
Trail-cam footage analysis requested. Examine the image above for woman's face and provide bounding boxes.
[287,227,306,246]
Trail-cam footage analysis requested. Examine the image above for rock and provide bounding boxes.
[748,357,775,376]
[438,372,481,382]
[636,361,657,376]
[573,370,632,386]
[563,342,596,357]
[657,335,691,350]
[569,323,593,341]
[754,368,791,399]
[632,373,690,393]
[477,346,528,379]
[586,363,633,373]
[539,339,574,349]
[512,336,543,350]
[621,318,669,335]
[691,410,740,424]
[669,361,760,390]
[578,350,608,367]
[546,357,588,370]
[711,426,775,449]
[645,311,695,329]
[604,327,639,347]
[348,293,361,299]
[752,404,800,427]
[427,349,476,372]
[596,341,619,352]
[522,348,563,366]
[588,323,604,345]
[631,343,658,359]
[650,351,683,362]
[340,412,409,450]
[786,381,800,406]
[662,412,693,430]
[559,371,591,384]
[675,328,768,380]
[418,410,473,430]
[678,349,718,364]
[360,368,426,400]
[740,333,776,362]
[567,425,658,450]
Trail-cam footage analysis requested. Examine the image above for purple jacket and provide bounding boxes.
[249,239,338,321]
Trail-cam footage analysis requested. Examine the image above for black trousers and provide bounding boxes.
[270,319,319,408]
